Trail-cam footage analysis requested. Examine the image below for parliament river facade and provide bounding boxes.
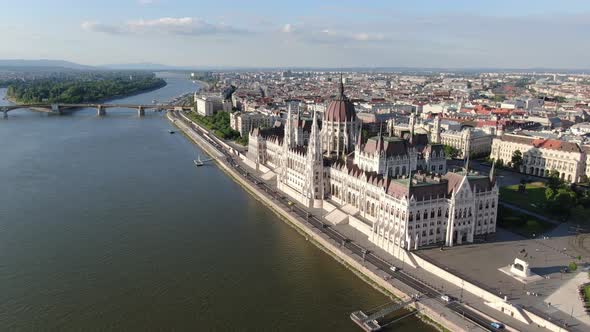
[0,73,433,331]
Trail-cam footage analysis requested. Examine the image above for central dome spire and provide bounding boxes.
[339,73,345,97]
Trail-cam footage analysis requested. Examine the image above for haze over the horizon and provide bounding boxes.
[2,0,590,69]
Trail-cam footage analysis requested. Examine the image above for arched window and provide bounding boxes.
[430,209,435,218]
[424,211,428,220]
[437,208,442,217]
[409,212,414,221]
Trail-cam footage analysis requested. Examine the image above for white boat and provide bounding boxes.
[193,155,204,167]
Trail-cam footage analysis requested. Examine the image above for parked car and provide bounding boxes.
[490,322,504,329]
[440,294,453,302]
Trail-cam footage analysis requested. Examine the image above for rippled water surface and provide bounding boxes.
[0,74,433,331]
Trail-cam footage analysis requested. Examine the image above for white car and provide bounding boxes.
[389,266,398,272]
[440,294,453,302]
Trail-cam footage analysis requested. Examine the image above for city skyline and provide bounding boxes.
[2,0,590,69]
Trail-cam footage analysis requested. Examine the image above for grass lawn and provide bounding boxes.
[497,205,556,238]
[499,182,547,211]
[584,284,590,308]
[500,182,590,225]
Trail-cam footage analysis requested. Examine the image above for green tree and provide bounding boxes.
[548,189,577,214]
[511,150,523,171]
[443,145,460,159]
[545,187,555,201]
[568,261,578,272]
[547,170,562,191]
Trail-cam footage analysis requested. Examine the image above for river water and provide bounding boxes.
[0,73,432,331]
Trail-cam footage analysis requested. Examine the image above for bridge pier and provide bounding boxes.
[138,107,145,117]
[2,110,7,118]
[97,106,106,116]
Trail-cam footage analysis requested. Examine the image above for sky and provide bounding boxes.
[1,0,589,69]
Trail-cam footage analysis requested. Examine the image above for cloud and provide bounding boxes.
[137,0,156,4]
[306,28,387,44]
[81,21,125,34]
[81,17,246,36]
[279,23,386,44]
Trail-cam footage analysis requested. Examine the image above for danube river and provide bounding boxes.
[0,73,433,331]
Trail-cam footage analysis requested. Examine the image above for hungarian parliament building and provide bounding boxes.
[246,82,499,252]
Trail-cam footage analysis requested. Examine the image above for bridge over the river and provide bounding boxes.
[1,103,194,118]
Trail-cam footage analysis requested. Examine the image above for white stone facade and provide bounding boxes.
[247,85,498,252]
[230,111,276,137]
[491,134,587,182]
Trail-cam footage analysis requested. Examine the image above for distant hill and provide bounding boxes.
[101,63,188,70]
[0,59,96,70]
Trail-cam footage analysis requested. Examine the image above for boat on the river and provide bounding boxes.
[194,155,204,167]
[169,130,175,134]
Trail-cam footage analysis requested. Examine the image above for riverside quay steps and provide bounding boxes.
[167,110,489,332]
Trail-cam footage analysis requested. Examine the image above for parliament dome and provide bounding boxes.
[324,80,356,122]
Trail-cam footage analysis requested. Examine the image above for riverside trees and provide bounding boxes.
[6,71,166,104]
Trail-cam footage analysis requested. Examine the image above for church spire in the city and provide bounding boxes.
[339,73,345,97]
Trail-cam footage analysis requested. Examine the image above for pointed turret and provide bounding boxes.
[376,124,384,152]
[284,105,293,149]
[339,73,345,97]
[307,110,322,162]
[304,109,324,208]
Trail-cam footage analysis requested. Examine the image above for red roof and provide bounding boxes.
[531,139,580,152]
[492,108,511,115]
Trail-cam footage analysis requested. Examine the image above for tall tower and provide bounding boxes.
[433,115,441,144]
[409,111,416,144]
[279,106,294,187]
[284,105,294,149]
[303,110,324,208]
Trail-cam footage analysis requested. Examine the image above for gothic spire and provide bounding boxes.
[284,104,293,149]
[377,123,384,152]
[307,109,322,161]
[339,73,345,97]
